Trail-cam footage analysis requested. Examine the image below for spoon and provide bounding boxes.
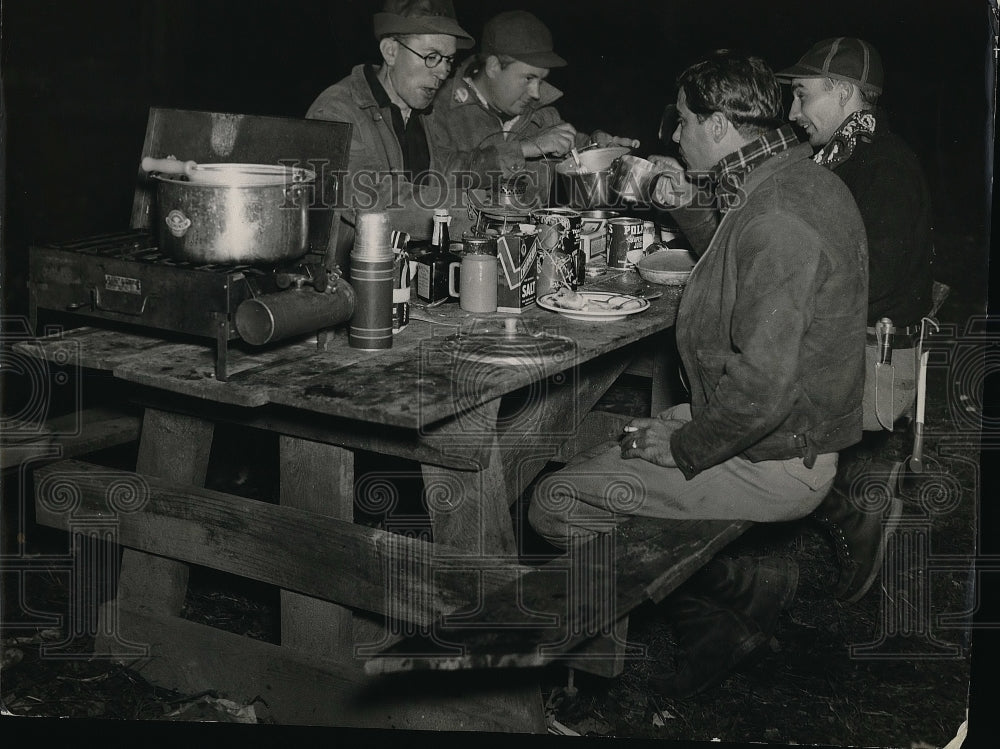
[570,147,583,169]
[607,292,663,310]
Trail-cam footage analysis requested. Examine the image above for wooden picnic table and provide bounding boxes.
[17,268,750,731]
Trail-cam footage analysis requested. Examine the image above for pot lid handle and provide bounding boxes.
[141,157,198,178]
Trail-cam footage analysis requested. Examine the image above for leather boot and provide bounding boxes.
[651,593,766,699]
[652,557,798,699]
[813,477,903,603]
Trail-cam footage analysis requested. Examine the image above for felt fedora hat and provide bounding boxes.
[373,0,474,49]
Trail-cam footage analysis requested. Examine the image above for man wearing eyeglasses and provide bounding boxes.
[307,0,494,270]
[429,10,639,206]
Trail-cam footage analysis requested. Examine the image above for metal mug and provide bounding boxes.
[608,155,665,205]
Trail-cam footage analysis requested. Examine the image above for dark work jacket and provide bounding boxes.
[668,144,868,479]
[828,115,934,326]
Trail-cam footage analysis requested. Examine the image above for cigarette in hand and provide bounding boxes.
[623,426,639,433]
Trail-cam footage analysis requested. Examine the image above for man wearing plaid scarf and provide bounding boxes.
[529,51,868,698]
[774,38,937,605]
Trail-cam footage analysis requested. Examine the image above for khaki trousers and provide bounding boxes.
[528,404,837,549]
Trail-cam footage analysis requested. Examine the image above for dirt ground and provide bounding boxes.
[0,266,988,748]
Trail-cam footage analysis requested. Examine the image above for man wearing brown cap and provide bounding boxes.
[307,0,493,269]
[429,9,639,205]
[776,38,936,604]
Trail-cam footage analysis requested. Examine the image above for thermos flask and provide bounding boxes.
[349,211,394,350]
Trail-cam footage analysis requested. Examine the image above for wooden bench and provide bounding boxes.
[1,407,142,472]
[32,455,749,717]
[364,515,751,677]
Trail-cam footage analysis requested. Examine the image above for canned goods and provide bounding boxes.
[607,217,644,269]
[473,207,532,238]
[531,208,585,287]
[536,250,576,297]
[392,249,410,333]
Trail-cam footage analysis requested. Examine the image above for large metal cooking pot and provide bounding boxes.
[148,162,315,265]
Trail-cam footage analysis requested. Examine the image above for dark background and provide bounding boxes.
[0,0,993,317]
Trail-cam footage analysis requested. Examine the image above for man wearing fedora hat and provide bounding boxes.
[776,38,936,605]
[428,9,639,205]
[307,0,497,269]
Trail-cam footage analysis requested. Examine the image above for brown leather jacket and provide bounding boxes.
[668,143,868,478]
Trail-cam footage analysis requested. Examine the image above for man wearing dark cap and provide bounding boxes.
[429,9,638,205]
[307,0,493,269]
[776,38,936,604]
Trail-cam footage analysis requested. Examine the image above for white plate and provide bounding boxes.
[536,291,650,322]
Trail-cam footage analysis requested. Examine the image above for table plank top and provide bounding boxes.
[18,270,683,428]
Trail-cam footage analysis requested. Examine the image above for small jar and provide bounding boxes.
[449,235,498,313]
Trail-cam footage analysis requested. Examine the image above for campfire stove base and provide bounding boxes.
[27,231,338,382]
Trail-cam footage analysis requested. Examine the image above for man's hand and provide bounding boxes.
[649,154,695,208]
[523,123,578,158]
[619,417,685,467]
[591,130,641,149]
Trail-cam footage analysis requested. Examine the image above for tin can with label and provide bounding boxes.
[607,217,644,269]
[530,208,584,288]
[536,250,576,297]
[391,249,410,333]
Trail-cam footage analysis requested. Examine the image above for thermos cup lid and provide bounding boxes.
[353,211,393,259]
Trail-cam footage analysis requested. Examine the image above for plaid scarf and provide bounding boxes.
[712,124,800,213]
[813,110,877,168]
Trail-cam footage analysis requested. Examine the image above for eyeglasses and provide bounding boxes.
[394,38,454,70]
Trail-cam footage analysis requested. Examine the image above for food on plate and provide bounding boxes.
[549,288,645,313]
[550,287,590,310]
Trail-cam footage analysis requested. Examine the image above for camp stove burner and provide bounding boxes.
[27,230,316,381]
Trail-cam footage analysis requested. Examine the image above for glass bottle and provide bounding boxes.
[416,209,459,303]
[431,208,451,253]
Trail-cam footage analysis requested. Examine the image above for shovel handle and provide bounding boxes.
[140,157,198,177]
